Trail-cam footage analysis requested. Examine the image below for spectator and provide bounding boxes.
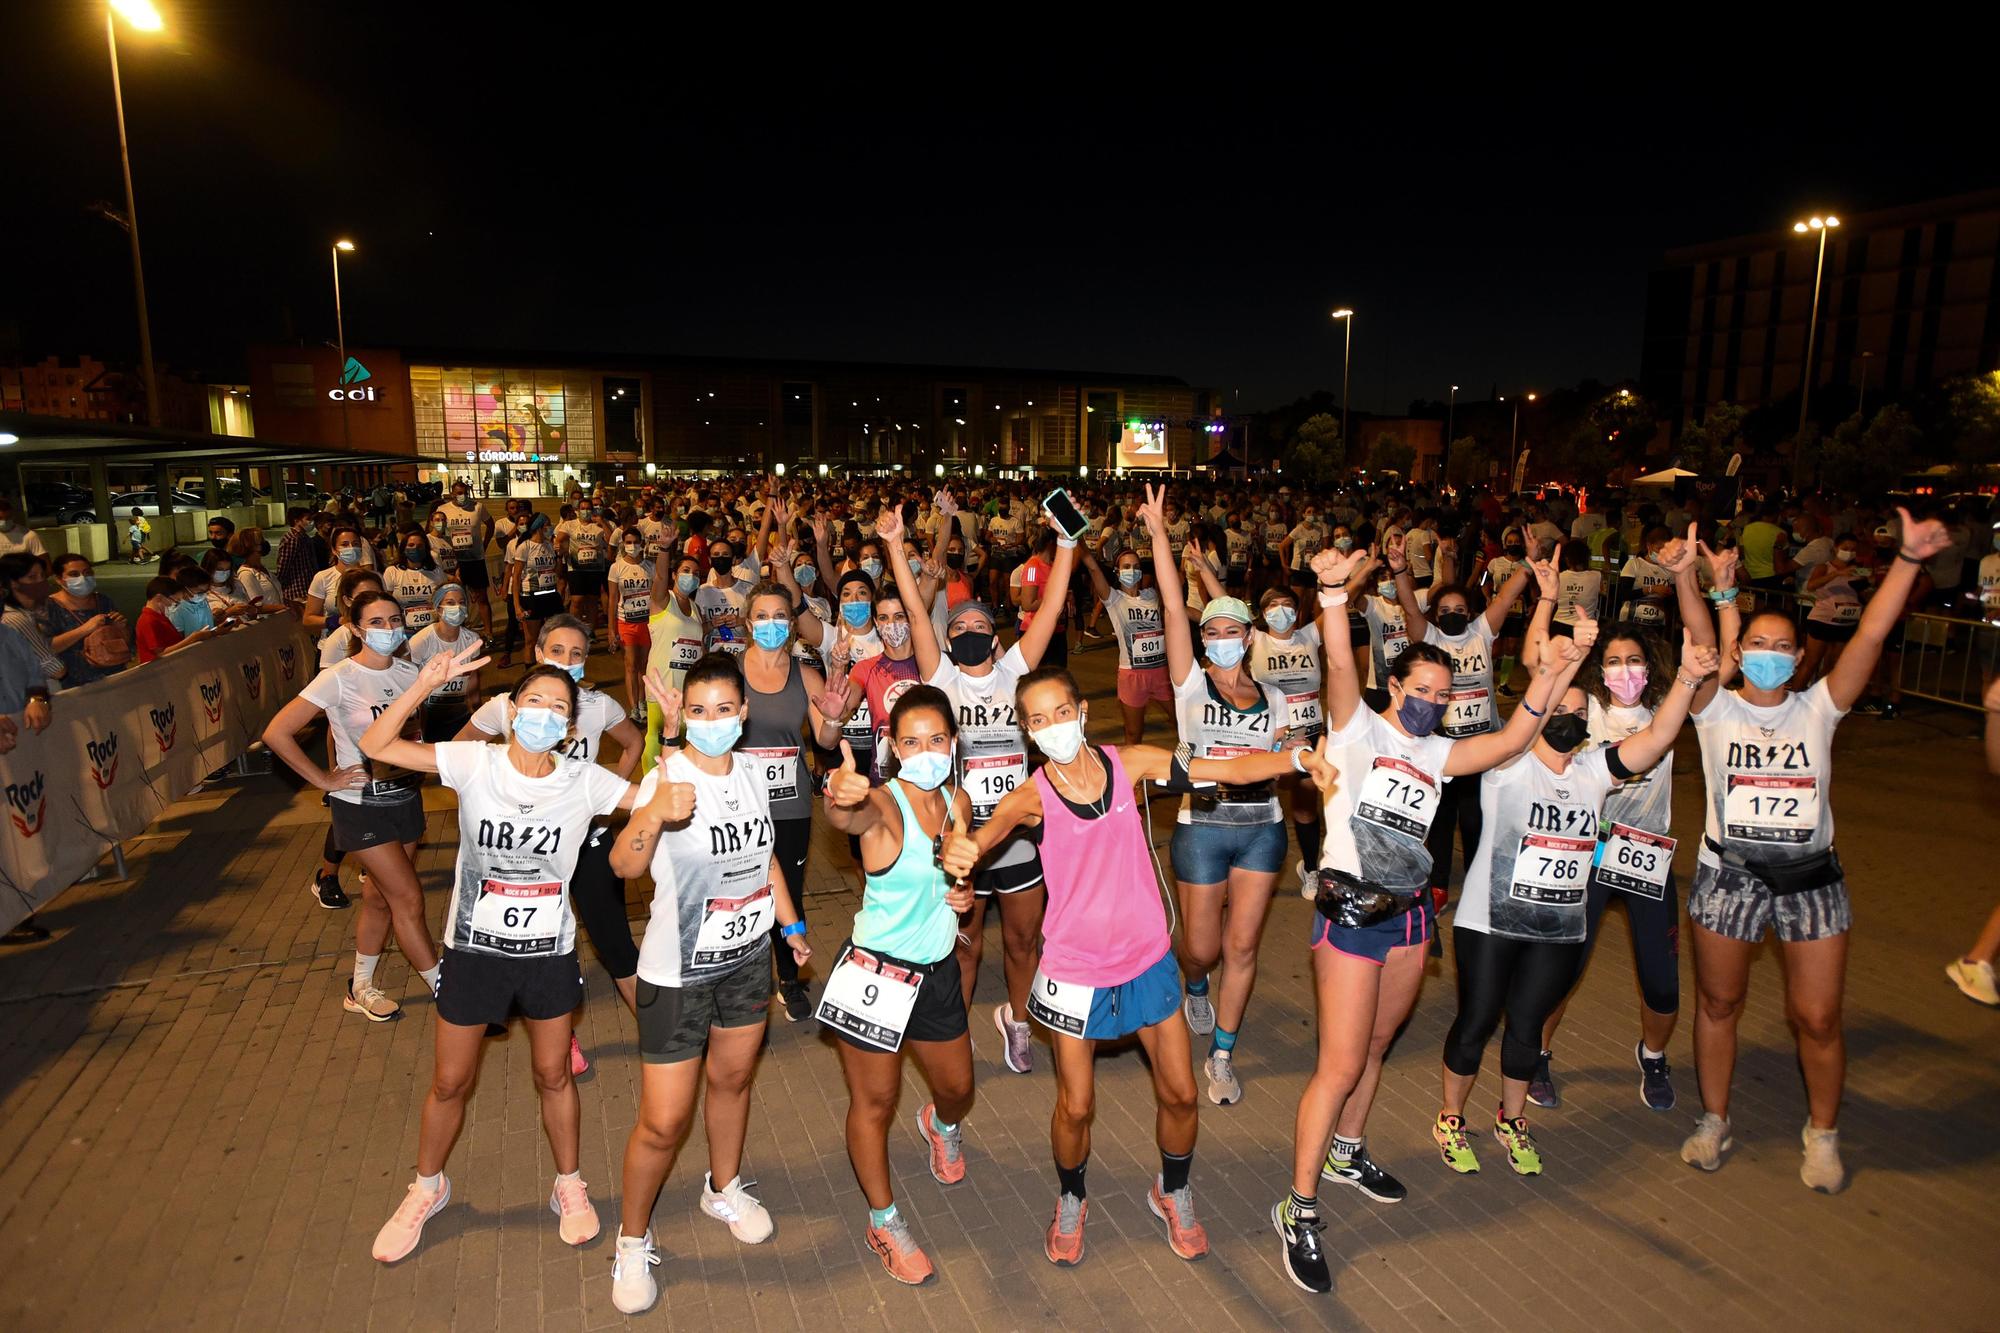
[207,516,237,562]
[0,552,64,687]
[276,507,326,608]
[230,527,285,608]
[126,507,153,563]
[134,574,221,663]
[0,495,46,560]
[44,553,130,685]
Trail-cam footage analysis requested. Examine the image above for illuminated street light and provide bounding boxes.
[934,463,945,477]
[0,434,19,447]
[105,0,166,425]
[1508,392,1537,493]
[817,462,829,477]
[331,238,355,449]
[1331,309,1355,450]
[1792,213,1842,450]
[774,462,786,476]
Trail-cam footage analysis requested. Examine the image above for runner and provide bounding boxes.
[557,498,611,645]
[1078,541,1175,746]
[382,524,444,633]
[357,648,643,1264]
[301,523,369,637]
[437,481,495,641]
[640,551,706,772]
[508,513,562,652]
[606,653,811,1314]
[406,583,482,742]
[940,665,1335,1268]
[608,528,654,720]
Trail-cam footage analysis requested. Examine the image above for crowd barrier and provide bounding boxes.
[0,615,311,934]
[1740,586,1998,711]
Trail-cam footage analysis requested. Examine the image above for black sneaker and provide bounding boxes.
[781,981,811,1023]
[1271,1198,1332,1294]
[309,873,350,911]
[1320,1145,1407,1203]
[1635,1042,1676,1112]
[1527,1049,1560,1109]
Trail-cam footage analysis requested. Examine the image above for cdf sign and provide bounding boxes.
[328,356,382,403]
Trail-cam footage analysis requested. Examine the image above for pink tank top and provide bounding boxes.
[1033,745,1172,987]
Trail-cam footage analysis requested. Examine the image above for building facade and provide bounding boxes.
[2,354,253,437]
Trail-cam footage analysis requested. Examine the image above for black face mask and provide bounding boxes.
[947,630,994,666]
[1436,610,1471,636]
[1542,712,1589,753]
[1503,545,1526,558]
[259,539,271,557]
[210,537,228,550]
[945,551,965,569]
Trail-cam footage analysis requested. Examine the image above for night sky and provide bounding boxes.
[4,8,1992,414]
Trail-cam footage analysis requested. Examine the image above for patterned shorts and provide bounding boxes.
[1687,859,1851,944]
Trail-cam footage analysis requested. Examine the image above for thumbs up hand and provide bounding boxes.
[941,801,977,912]
[648,778,697,825]
[1681,626,1719,679]
[826,739,872,809]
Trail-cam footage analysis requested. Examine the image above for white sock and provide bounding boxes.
[1641,1043,1665,1061]
[556,1169,581,1185]
[417,1171,443,1192]
[420,963,442,993]
[354,953,380,992]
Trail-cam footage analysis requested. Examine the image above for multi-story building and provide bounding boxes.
[1,354,252,436]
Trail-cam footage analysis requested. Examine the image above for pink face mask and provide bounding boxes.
[1604,664,1648,706]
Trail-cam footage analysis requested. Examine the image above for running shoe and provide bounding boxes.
[1636,1042,1676,1111]
[1526,1049,1560,1109]
[1493,1111,1543,1176]
[309,872,349,910]
[1680,1112,1733,1172]
[1147,1177,1209,1260]
[570,1034,590,1077]
[372,1175,450,1263]
[1432,1113,1480,1175]
[1183,989,1215,1036]
[343,980,401,1023]
[610,1230,662,1314]
[701,1173,774,1243]
[1946,957,2000,1007]
[1270,1196,1331,1294]
[1297,860,1315,900]
[1321,1144,1407,1203]
[994,1002,1034,1074]
[865,1214,935,1285]
[1204,1050,1242,1106]
[1800,1123,1846,1194]
[549,1174,600,1245]
[780,981,812,1022]
[915,1103,965,1185]
[1045,1194,1087,1266]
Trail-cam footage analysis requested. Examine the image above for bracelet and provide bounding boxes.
[1707,587,1738,604]
[1317,589,1349,609]
[1537,596,1556,604]
[1895,548,1923,564]
[1519,700,1545,718]
[1056,536,1078,550]
[780,921,807,939]
[1291,746,1309,774]
[1678,676,1702,690]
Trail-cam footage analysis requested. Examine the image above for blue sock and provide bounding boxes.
[931,1106,958,1135]
[869,1203,899,1228]
[1211,1027,1238,1055]
[1185,976,1209,996]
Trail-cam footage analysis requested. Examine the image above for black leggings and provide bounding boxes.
[1443,927,1585,1081]
[770,816,811,985]
[569,825,639,980]
[1570,866,1680,1016]
[1426,773,1484,893]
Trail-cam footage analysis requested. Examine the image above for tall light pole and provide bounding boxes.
[1504,391,1537,493]
[332,238,355,450]
[1858,350,1874,419]
[1331,308,1354,456]
[105,0,164,427]
[1792,214,1840,437]
[1444,384,1459,485]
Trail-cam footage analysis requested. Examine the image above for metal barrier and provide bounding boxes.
[1738,586,1997,712]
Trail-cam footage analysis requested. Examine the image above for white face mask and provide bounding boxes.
[1031,713,1086,764]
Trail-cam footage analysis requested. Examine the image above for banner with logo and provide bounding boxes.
[0,616,311,933]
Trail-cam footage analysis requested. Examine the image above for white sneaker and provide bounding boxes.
[1297,861,1315,900]
[1801,1123,1846,1194]
[1204,1050,1242,1106]
[1679,1112,1733,1172]
[700,1173,774,1244]
[1946,958,2000,1007]
[1183,990,1215,1036]
[372,1176,450,1263]
[343,980,402,1022]
[549,1174,600,1245]
[610,1229,662,1314]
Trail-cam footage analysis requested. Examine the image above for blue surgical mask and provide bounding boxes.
[840,600,872,628]
[364,626,407,655]
[1204,636,1246,669]
[167,597,212,634]
[510,706,568,753]
[795,564,817,588]
[1740,649,1797,691]
[676,572,699,596]
[1118,567,1142,588]
[1334,537,1355,552]
[546,659,586,682]
[862,558,884,581]
[1396,693,1447,736]
[337,546,361,565]
[685,716,744,757]
[1264,606,1297,634]
[751,619,791,650]
[898,749,953,791]
[441,604,468,626]
[63,574,96,596]
[1377,581,1397,601]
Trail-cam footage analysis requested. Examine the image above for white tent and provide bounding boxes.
[1629,467,1697,489]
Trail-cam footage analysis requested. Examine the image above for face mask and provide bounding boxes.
[1264,606,1297,634]
[167,597,211,634]
[709,553,733,573]
[441,604,468,627]
[946,551,965,569]
[1118,567,1143,588]
[751,619,791,651]
[337,546,361,565]
[1603,664,1648,706]
[1504,544,1526,558]
[1437,611,1472,637]
[1542,712,1589,753]
[898,749,953,791]
[1032,716,1086,764]
[793,564,817,588]
[211,569,230,585]
[405,545,426,563]
[510,706,568,753]
[1740,649,1797,691]
[363,626,407,655]
[63,574,95,597]
[1835,548,1857,564]
[433,521,447,533]
[453,493,469,507]
[211,537,228,550]
[840,600,872,628]
[545,659,586,683]
[1333,536,1355,552]
[878,620,911,649]
[948,630,994,666]
[623,546,641,562]
[861,558,884,581]
[1377,581,1397,601]
[676,572,699,596]
[684,716,744,757]
[1204,636,1246,669]
[1395,692,1447,736]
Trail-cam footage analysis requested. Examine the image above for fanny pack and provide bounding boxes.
[356,773,423,807]
[1189,782,1278,824]
[1313,868,1426,929]
[1705,837,1843,897]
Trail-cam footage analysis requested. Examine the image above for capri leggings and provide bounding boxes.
[1571,865,1680,1015]
[1426,773,1484,894]
[769,816,811,985]
[1443,927,1586,1081]
[568,824,639,980]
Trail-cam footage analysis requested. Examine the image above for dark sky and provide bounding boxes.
[4,8,1992,414]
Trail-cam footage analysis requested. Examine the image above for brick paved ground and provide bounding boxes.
[2,640,1997,1332]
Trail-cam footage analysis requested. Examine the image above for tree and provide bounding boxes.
[1444,434,1493,490]
[1368,433,1415,479]
[1947,371,2000,478]
[1810,406,1917,498]
[1284,412,1344,485]
[1675,401,1747,475]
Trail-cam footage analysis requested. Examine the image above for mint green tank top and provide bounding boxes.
[852,780,956,965]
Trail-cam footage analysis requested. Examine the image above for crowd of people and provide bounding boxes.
[2,466,1996,1306]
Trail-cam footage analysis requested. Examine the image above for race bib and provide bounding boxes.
[404,604,436,631]
[1509,834,1593,906]
[1441,686,1491,738]
[1831,602,1861,624]
[817,947,922,1051]
[1025,968,1093,1038]
[1285,691,1322,735]
[1355,755,1436,838]
[670,634,703,670]
[573,542,603,566]
[620,592,651,620]
[531,568,558,592]
[745,746,801,804]
[964,752,1025,822]
[691,884,774,967]
[1723,774,1820,845]
[1597,823,1675,899]
[451,530,475,551]
[468,878,561,956]
[1382,629,1409,663]
[1129,629,1165,668]
[1632,601,1666,625]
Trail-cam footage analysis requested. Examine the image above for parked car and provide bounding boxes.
[24,482,94,524]
[66,489,211,524]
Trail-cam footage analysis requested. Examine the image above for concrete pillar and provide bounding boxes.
[89,459,115,557]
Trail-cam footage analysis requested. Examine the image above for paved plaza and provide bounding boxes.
[2,643,1997,1332]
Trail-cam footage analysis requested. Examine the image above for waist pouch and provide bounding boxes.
[1705,838,1843,897]
[1190,782,1277,824]
[356,774,423,807]
[1313,868,1425,929]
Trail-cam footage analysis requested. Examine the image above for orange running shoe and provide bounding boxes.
[1045,1194,1087,1266]
[915,1103,966,1185]
[1148,1177,1209,1260]
[866,1213,936,1286]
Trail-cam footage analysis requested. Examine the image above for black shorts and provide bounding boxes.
[327,792,425,851]
[974,844,1046,897]
[1346,611,1369,650]
[1805,619,1856,643]
[636,959,772,1064]
[455,557,490,590]
[520,589,563,620]
[824,941,968,1051]
[435,946,583,1027]
[568,568,607,595]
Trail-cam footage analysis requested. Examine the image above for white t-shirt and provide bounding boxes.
[407,624,483,704]
[1249,623,1324,740]
[1619,555,1675,626]
[1423,615,1498,738]
[234,565,284,608]
[1320,704,1457,893]
[435,741,629,959]
[927,643,1031,830]
[1103,587,1166,672]
[608,557,653,622]
[306,565,356,631]
[510,536,560,596]
[1555,570,1602,626]
[694,561,756,654]
[632,752,777,987]
[1172,665,1286,825]
[297,657,422,804]
[0,527,47,559]
[1405,528,1438,579]
[1588,696,1671,833]
[382,565,443,631]
[1287,521,1327,571]
[1979,551,2000,614]
[1459,747,1614,942]
[1364,589,1428,689]
[471,685,626,765]
[559,519,610,569]
[1693,678,1845,865]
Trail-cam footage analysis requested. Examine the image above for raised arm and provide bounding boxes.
[1187,548,1226,604]
[1386,535,1429,636]
[1663,523,1711,644]
[360,646,488,772]
[1611,629,1718,772]
[1826,508,1949,710]
[1446,618,1595,776]
[820,739,887,835]
[1015,535,1076,668]
[1698,542,1743,698]
[877,505,940,679]
[1312,547,1372,730]
[1481,561,1531,636]
[1140,485,1195,685]
[1079,540,1113,603]
[1520,547,1561,670]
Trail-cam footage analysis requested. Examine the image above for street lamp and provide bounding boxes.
[1504,392,1536,492]
[331,238,355,449]
[105,0,165,426]
[1443,384,1459,484]
[1331,309,1355,453]
[1858,350,1875,418]
[1791,214,1840,439]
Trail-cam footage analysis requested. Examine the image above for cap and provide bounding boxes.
[432,581,466,604]
[1200,596,1253,626]
[945,598,996,632]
